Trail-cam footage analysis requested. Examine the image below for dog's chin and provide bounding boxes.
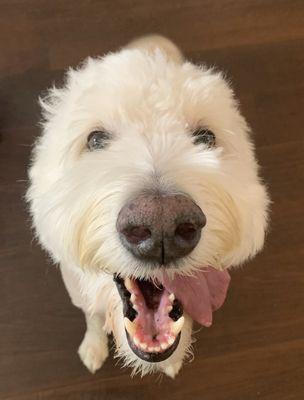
[114,274,184,363]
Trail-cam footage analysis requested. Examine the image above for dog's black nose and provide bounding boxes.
[116,193,206,265]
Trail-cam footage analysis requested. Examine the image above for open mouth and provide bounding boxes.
[114,275,184,362]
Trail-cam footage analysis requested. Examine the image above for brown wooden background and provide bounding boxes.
[1,1,304,399]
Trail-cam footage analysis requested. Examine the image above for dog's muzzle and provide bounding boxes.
[116,192,206,265]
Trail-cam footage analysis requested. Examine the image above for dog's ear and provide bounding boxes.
[125,34,183,64]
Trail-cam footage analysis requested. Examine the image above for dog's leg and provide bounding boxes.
[60,265,109,373]
[78,312,109,374]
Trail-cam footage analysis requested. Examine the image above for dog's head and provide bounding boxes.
[27,37,269,376]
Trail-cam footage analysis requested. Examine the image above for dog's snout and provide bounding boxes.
[116,193,206,265]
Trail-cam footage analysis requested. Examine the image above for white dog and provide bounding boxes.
[27,35,269,378]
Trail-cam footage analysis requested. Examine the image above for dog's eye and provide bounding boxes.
[87,130,110,151]
[192,128,216,148]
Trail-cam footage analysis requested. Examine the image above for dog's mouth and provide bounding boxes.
[114,275,184,362]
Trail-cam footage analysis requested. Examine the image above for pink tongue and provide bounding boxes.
[162,267,231,327]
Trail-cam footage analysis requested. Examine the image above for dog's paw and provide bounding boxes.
[78,331,108,374]
[162,361,182,379]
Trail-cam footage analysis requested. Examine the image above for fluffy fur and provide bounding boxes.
[27,35,269,378]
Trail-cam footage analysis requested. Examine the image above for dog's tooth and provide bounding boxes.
[147,346,154,352]
[154,346,161,352]
[167,305,173,313]
[133,304,139,311]
[130,293,136,304]
[124,277,133,292]
[139,342,147,350]
[160,342,169,350]
[167,336,175,346]
[133,336,140,347]
[171,316,185,335]
[124,317,136,337]
[169,293,175,302]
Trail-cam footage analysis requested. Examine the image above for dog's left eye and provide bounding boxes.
[192,128,216,148]
[87,130,111,151]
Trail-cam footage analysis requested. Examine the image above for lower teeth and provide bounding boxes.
[124,315,184,353]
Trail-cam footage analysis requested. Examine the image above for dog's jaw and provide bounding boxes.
[108,292,193,377]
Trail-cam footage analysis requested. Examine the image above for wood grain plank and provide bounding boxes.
[0,1,303,399]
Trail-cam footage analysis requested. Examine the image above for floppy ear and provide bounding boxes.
[125,34,183,64]
[222,178,270,269]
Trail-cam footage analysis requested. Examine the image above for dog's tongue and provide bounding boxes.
[162,267,230,327]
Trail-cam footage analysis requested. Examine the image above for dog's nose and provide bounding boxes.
[116,193,206,265]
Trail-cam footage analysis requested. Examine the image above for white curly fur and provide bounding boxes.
[27,35,269,378]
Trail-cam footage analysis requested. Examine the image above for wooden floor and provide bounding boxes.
[1,1,304,399]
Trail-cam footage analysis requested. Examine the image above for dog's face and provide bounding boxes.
[28,49,269,375]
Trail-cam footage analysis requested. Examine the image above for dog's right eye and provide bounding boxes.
[87,130,111,151]
[192,128,216,148]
